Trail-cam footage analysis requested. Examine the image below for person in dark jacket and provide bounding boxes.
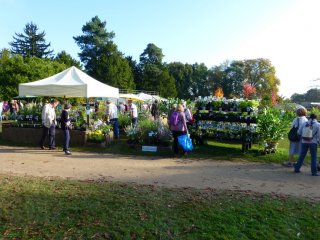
[61,104,72,155]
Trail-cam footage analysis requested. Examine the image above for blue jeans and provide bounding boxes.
[132,117,138,126]
[63,129,70,151]
[294,143,318,175]
[110,118,119,139]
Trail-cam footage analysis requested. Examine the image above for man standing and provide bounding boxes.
[128,99,138,126]
[151,100,160,120]
[61,103,72,155]
[107,99,119,139]
[40,99,59,150]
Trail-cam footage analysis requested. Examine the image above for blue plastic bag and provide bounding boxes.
[178,134,193,152]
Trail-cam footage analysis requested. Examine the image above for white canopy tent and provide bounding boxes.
[19,66,119,98]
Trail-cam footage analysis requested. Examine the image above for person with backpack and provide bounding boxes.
[282,107,308,167]
[170,104,188,157]
[294,114,320,176]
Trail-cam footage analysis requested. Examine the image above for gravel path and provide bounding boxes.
[1,145,319,200]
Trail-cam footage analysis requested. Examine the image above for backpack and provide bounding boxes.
[288,118,300,142]
[170,111,180,126]
[301,122,316,140]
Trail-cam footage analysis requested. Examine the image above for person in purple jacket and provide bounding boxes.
[170,104,188,157]
[61,103,72,155]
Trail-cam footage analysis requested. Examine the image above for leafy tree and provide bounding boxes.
[305,88,320,102]
[167,62,193,99]
[0,48,66,100]
[242,58,280,99]
[55,51,81,68]
[74,16,135,90]
[290,93,305,103]
[189,63,209,98]
[9,22,53,58]
[139,43,176,97]
[221,60,244,98]
[140,43,164,65]
[243,83,256,99]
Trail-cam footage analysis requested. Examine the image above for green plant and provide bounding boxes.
[118,112,131,128]
[256,107,291,143]
[87,129,105,142]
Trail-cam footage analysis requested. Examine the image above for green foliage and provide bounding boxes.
[256,107,291,143]
[9,22,53,58]
[87,129,105,142]
[74,16,135,90]
[55,51,81,68]
[0,49,67,100]
[118,112,131,128]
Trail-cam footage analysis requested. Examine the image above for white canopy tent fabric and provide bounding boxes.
[136,92,167,102]
[19,66,119,98]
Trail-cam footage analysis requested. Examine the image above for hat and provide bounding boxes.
[64,103,71,109]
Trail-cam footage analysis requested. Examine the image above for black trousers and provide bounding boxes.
[172,131,187,154]
[40,125,56,148]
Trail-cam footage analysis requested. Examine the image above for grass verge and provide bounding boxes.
[0,175,319,239]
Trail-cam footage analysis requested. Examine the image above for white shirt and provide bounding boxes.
[130,103,138,118]
[119,103,126,113]
[108,102,118,119]
[42,103,56,128]
[0,102,3,113]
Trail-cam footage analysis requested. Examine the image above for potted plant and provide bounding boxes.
[256,107,291,152]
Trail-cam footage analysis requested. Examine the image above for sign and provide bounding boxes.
[142,146,157,152]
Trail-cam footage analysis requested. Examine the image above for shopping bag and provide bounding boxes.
[178,134,193,152]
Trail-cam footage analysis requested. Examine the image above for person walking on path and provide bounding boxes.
[294,114,320,176]
[40,99,59,150]
[282,107,308,167]
[107,99,119,139]
[61,103,72,155]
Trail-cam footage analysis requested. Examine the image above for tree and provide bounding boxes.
[55,51,81,68]
[138,43,176,97]
[167,62,193,99]
[243,83,256,99]
[305,88,320,102]
[0,49,66,100]
[221,60,244,98]
[74,16,135,90]
[242,58,280,99]
[189,63,209,98]
[290,93,305,103]
[9,22,53,58]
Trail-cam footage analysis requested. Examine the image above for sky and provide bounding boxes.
[0,0,319,98]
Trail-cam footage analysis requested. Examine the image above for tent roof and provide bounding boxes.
[19,66,119,98]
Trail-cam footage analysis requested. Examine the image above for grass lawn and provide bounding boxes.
[1,175,320,240]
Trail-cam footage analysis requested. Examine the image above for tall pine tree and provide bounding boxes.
[9,22,53,58]
[74,16,135,90]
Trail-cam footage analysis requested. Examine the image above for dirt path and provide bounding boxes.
[1,145,319,200]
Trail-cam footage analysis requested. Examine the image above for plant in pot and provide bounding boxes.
[256,107,291,153]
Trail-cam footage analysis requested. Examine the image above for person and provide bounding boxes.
[40,99,59,150]
[282,107,308,167]
[181,101,193,126]
[151,100,160,120]
[294,113,320,176]
[94,100,99,113]
[167,104,177,128]
[0,101,3,122]
[9,100,19,120]
[61,103,72,155]
[119,101,126,113]
[107,99,119,139]
[128,99,138,126]
[170,104,188,157]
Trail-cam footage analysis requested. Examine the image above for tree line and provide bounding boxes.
[0,16,281,104]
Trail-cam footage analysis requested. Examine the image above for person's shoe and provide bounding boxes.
[312,173,319,176]
[40,146,45,150]
[282,161,293,167]
[65,151,72,155]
